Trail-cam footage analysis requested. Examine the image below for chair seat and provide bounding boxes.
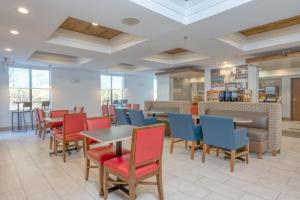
[50,122,63,128]
[88,145,130,164]
[54,131,84,142]
[104,154,159,178]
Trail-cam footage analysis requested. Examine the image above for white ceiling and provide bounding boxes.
[1,0,300,73]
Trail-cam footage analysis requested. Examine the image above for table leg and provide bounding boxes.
[107,141,129,195]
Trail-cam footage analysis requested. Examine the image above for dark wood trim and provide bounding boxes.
[291,78,300,121]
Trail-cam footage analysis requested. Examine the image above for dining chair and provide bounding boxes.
[103,124,165,200]
[49,109,69,147]
[128,109,157,127]
[102,105,109,116]
[132,104,140,110]
[84,116,130,195]
[37,108,49,139]
[42,101,50,110]
[115,108,131,125]
[126,103,132,108]
[34,108,41,136]
[200,115,249,172]
[53,113,87,162]
[168,113,202,160]
[108,105,116,124]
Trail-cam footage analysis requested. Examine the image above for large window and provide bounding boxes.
[9,67,50,110]
[100,75,124,105]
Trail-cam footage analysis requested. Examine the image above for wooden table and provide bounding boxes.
[81,125,134,194]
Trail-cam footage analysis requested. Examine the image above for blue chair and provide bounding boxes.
[128,109,157,127]
[115,108,131,125]
[200,115,249,172]
[168,113,202,160]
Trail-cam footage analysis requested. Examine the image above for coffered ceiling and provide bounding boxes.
[1,0,300,73]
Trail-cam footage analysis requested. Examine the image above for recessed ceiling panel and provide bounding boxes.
[29,51,92,65]
[59,17,123,40]
[164,48,189,54]
[240,15,300,37]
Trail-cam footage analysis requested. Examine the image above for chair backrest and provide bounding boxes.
[128,109,145,126]
[200,115,235,149]
[23,102,32,110]
[34,108,40,123]
[37,108,45,122]
[50,110,69,118]
[113,100,119,106]
[86,116,111,131]
[42,101,50,110]
[168,113,194,140]
[63,113,86,136]
[130,124,165,168]
[132,104,140,110]
[126,104,132,108]
[115,108,131,125]
[74,106,84,113]
[102,105,109,116]
[109,105,116,119]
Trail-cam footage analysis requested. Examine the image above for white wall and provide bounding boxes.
[248,66,259,102]
[124,74,154,109]
[157,76,171,101]
[0,64,10,128]
[51,68,101,117]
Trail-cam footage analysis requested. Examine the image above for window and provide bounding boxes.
[154,78,157,100]
[9,67,50,110]
[100,75,124,105]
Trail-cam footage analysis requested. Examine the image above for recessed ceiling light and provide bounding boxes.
[92,22,98,26]
[5,48,13,52]
[121,17,140,25]
[17,7,29,14]
[10,30,19,35]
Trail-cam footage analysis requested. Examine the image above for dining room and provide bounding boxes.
[1,0,300,200]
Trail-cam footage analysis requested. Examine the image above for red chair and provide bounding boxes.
[49,109,69,148]
[126,104,132,108]
[84,117,129,195]
[50,109,69,128]
[108,105,116,123]
[34,108,41,136]
[103,124,165,200]
[102,105,109,116]
[132,104,140,110]
[53,113,86,162]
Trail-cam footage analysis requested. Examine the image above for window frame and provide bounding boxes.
[9,67,51,110]
[100,74,124,105]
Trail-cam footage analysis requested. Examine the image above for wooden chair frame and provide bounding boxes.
[103,124,165,200]
[83,116,112,195]
[53,113,86,162]
[170,137,202,160]
[202,143,249,172]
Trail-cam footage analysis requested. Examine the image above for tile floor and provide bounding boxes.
[0,129,300,200]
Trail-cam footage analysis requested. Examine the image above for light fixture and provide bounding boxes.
[5,48,13,52]
[121,17,140,25]
[10,30,19,35]
[17,7,29,14]
[92,22,98,26]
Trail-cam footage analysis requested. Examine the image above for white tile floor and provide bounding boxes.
[0,130,300,200]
